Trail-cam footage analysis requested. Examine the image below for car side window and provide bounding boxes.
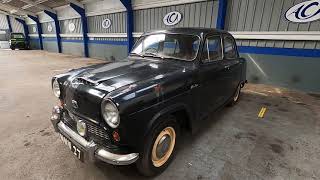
[202,35,222,62]
[223,36,237,59]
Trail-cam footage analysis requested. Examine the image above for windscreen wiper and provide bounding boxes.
[129,53,144,57]
[143,52,164,60]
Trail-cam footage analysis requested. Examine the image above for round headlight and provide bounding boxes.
[52,78,61,98]
[102,100,120,128]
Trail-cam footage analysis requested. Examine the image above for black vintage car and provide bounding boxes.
[50,28,247,176]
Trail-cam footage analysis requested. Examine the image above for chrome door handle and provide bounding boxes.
[224,65,230,69]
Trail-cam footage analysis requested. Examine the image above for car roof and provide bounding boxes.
[143,27,230,37]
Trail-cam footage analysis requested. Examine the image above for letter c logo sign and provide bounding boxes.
[286,0,320,23]
[68,23,75,32]
[102,19,112,29]
[47,24,52,32]
[163,11,182,26]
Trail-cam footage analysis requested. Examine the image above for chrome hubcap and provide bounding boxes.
[156,134,171,159]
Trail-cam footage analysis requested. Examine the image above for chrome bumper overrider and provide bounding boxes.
[50,106,139,165]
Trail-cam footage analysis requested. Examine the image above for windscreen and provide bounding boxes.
[131,33,200,61]
[11,34,24,39]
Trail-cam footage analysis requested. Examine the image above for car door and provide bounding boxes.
[221,35,242,99]
[195,35,229,120]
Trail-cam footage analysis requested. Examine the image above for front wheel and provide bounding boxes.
[10,46,15,50]
[136,116,179,176]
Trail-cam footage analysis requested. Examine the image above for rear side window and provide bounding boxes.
[223,36,237,59]
[202,35,222,62]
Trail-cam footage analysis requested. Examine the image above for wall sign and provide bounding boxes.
[163,11,182,26]
[47,24,52,32]
[32,26,36,33]
[68,23,76,32]
[102,18,112,29]
[286,0,320,23]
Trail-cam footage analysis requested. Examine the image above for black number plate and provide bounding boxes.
[59,133,84,162]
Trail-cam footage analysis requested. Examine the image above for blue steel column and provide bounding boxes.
[216,0,227,29]
[120,0,134,53]
[70,3,89,57]
[6,15,12,33]
[44,10,62,53]
[27,15,43,50]
[15,18,29,44]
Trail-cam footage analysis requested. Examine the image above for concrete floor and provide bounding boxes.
[0,50,320,180]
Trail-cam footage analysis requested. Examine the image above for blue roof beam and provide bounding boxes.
[44,10,62,53]
[69,2,89,58]
[120,0,134,54]
[15,18,29,43]
[6,15,12,33]
[27,15,43,50]
[216,0,228,29]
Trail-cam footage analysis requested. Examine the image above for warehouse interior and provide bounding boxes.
[0,0,319,179]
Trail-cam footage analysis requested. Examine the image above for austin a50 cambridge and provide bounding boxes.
[50,28,247,176]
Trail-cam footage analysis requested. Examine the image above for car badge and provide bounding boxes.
[72,100,79,109]
[71,78,84,88]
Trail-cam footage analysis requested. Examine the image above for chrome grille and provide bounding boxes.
[87,123,110,140]
[65,110,109,141]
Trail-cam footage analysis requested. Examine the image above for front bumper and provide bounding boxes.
[11,42,26,48]
[50,106,139,165]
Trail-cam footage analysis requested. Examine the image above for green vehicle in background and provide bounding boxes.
[9,33,29,50]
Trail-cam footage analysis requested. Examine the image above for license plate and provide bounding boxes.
[59,133,84,162]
